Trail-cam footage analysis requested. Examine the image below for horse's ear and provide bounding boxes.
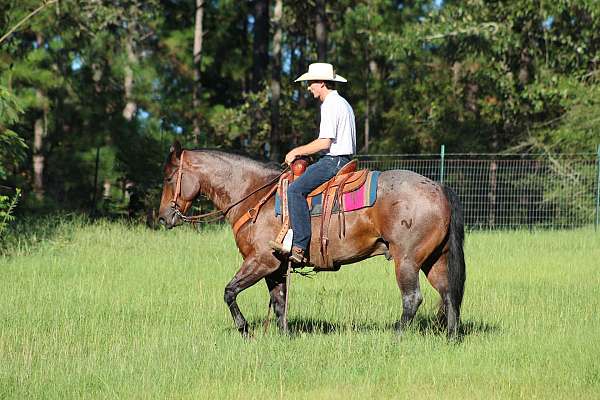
[170,140,182,159]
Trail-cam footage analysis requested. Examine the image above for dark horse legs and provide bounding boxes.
[423,252,452,330]
[392,250,423,334]
[223,255,281,337]
[265,268,289,333]
[423,250,460,337]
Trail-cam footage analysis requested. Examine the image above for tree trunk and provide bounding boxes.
[91,145,100,215]
[192,0,204,145]
[32,33,46,201]
[251,0,269,92]
[33,112,45,201]
[269,0,282,161]
[364,95,369,154]
[242,12,249,95]
[364,59,379,153]
[248,0,269,147]
[122,25,138,121]
[295,36,307,147]
[298,37,307,110]
[90,62,103,214]
[103,179,111,199]
[315,0,327,61]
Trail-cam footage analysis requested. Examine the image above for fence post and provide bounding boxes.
[596,144,600,231]
[440,144,445,184]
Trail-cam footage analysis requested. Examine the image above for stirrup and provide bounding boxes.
[289,247,306,264]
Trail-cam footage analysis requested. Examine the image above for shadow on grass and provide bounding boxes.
[405,314,500,338]
[246,317,380,336]
[249,314,499,339]
[287,318,373,335]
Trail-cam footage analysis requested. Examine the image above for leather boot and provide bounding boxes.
[289,246,306,264]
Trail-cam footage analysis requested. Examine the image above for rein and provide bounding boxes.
[171,150,288,224]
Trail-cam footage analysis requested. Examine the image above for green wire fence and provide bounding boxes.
[357,146,600,230]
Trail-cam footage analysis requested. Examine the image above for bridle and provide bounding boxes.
[168,150,216,223]
[169,150,288,224]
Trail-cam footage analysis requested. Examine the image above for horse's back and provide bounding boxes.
[373,169,451,247]
[377,169,449,208]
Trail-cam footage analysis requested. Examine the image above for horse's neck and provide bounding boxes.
[188,151,277,218]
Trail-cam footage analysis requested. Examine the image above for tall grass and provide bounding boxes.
[1,219,599,399]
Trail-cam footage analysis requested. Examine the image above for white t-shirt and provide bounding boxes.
[318,90,356,156]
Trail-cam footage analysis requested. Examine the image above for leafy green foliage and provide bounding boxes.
[0,86,27,180]
[0,0,598,216]
[0,188,20,239]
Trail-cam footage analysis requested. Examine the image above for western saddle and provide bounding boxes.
[275,159,369,267]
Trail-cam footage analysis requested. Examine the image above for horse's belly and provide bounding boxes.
[307,210,382,270]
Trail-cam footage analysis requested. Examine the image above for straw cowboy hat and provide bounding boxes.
[294,62,348,83]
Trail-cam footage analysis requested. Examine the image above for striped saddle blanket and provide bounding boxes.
[275,171,381,217]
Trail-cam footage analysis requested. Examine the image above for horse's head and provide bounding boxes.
[158,141,201,228]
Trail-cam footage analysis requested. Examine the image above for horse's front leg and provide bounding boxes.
[265,262,289,333]
[224,255,277,338]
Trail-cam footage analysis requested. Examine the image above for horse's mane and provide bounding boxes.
[165,147,282,173]
[187,149,283,174]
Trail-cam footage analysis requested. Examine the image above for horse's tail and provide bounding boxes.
[442,185,466,335]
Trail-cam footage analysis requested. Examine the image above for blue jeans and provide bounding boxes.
[287,155,351,250]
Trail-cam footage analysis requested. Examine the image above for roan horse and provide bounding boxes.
[158,141,466,338]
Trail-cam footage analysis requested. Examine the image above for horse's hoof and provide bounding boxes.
[239,326,252,339]
[393,320,404,336]
[447,327,461,343]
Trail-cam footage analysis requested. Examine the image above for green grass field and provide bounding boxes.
[1,219,599,399]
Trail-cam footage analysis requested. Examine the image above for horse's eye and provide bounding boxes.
[165,174,176,183]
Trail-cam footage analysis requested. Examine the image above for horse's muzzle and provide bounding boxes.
[158,208,179,229]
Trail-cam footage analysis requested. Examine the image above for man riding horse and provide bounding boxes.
[158,63,465,339]
[269,62,357,264]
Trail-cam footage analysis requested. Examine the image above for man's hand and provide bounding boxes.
[285,150,298,165]
[284,138,332,165]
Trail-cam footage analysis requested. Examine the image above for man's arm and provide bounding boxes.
[285,138,332,164]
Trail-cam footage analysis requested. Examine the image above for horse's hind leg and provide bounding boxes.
[423,251,458,336]
[422,252,449,327]
[265,263,289,333]
[392,249,423,334]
